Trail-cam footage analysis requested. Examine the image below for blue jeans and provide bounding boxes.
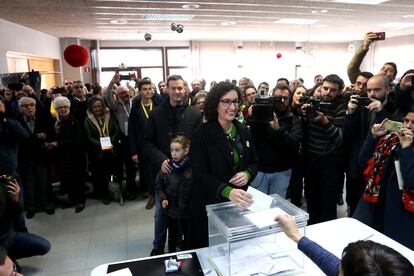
[152,193,168,251]
[1,232,51,260]
[250,170,292,197]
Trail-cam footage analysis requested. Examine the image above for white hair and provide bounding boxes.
[53,96,71,109]
[18,97,36,107]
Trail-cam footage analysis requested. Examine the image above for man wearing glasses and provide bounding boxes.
[0,247,23,276]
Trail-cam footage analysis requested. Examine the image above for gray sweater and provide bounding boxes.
[104,84,131,136]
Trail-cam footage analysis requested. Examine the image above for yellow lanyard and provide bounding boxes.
[141,100,153,119]
[97,117,108,136]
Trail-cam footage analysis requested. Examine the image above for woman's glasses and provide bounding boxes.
[220,99,240,107]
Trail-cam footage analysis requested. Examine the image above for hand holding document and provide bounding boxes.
[244,187,288,228]
[246,186,273,212]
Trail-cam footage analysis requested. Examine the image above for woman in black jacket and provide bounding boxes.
[84,96,120,204]
[50,96,86,213]
[188,82,258,249]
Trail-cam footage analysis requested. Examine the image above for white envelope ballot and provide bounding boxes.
[247,186,273,212]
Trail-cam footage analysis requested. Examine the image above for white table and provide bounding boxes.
[91,218,414,275]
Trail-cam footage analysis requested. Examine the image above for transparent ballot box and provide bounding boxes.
[207,194,309,276]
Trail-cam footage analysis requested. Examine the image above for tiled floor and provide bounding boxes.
[19,194,348,276]
[20,197,155,276]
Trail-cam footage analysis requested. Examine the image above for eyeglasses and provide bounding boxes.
[65,82,73,85]
[220,99,240,107]
[12,262,17,276]
[73,86,83,89]
[57,105,69,109]
[20,103,36,108]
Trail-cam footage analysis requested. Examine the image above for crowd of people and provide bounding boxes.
[0,32,413,274]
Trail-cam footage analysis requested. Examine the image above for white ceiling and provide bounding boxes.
[1,0,414,42]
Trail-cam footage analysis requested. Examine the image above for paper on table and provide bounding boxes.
[244,207,287,228]
[107,268,133,276]
[246,186,273,212]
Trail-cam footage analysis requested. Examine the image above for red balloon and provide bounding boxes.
[276,53,282,59]
[64,44,89,67]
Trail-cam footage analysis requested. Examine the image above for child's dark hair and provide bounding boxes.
[171,135,190,150]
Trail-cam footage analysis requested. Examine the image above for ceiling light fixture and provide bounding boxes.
[221,21,237,26]
[402,15,414,18]
[331,0,389,4]
[110,19,128,24]
[144,14,193,21]
[378,22,414,29]
[182,4,200,9]
[311,9,328,14]
[274,18,319,25]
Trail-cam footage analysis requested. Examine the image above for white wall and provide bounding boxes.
[191,41,354,89]
[0,19,60,73]
[371,34,414,81]
[99,40,189,48]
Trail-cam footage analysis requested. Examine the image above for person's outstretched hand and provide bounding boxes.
[275,214,303,243]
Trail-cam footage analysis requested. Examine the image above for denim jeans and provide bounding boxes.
[152,193,168,251]
[1,232,51,260]
[250,170,292,197]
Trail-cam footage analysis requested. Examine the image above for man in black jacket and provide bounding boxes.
[344,75,403,216]
[249,85,301,197]
[16,97,54,219]
[144,75,202,256]
[301,74,347,224]
[128,79,158,209]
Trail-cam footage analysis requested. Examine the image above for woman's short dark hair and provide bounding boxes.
[204,81,241,122]
[341,240,414,276]
[87,96,106,112]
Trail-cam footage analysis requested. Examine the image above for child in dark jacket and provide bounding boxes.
[155,135,192,253]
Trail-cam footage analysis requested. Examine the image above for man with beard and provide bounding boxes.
[344,75,402,216]
[301,74,347,224]
[249,85,301,197]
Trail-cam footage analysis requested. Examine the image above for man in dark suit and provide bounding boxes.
[16,97,54,218]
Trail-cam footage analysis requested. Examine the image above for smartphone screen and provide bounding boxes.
[372,32,385,41]
[383,120,402,132]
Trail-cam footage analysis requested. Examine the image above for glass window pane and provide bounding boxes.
[167,48,190,67]
[168,68,191,83]
[100,71,136,88]
[99,49,162,67]
[141,68,164,86]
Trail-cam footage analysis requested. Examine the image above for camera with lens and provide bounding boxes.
[0,175,15,189]
[299,96,332,119]
[251,94,285,122]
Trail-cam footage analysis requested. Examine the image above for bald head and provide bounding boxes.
[115,86,130,102]
[367,75,390,102]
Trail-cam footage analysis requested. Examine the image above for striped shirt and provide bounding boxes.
[304,99,347,156]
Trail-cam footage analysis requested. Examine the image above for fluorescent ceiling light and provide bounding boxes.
[331,0,389,4]
[110,19,128,24]
[143,14,193,21]
[274,18,318,25]
[182,4,200,9]
[378,22,414,29]
[402,15,414,18]
[311,9,328,14]
[221,21,237,26]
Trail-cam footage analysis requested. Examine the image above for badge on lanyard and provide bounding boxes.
[100,136,113,150]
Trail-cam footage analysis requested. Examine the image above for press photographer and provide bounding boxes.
[343,74,402,216]
[301,74,347,224]
[249,85,302,197]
